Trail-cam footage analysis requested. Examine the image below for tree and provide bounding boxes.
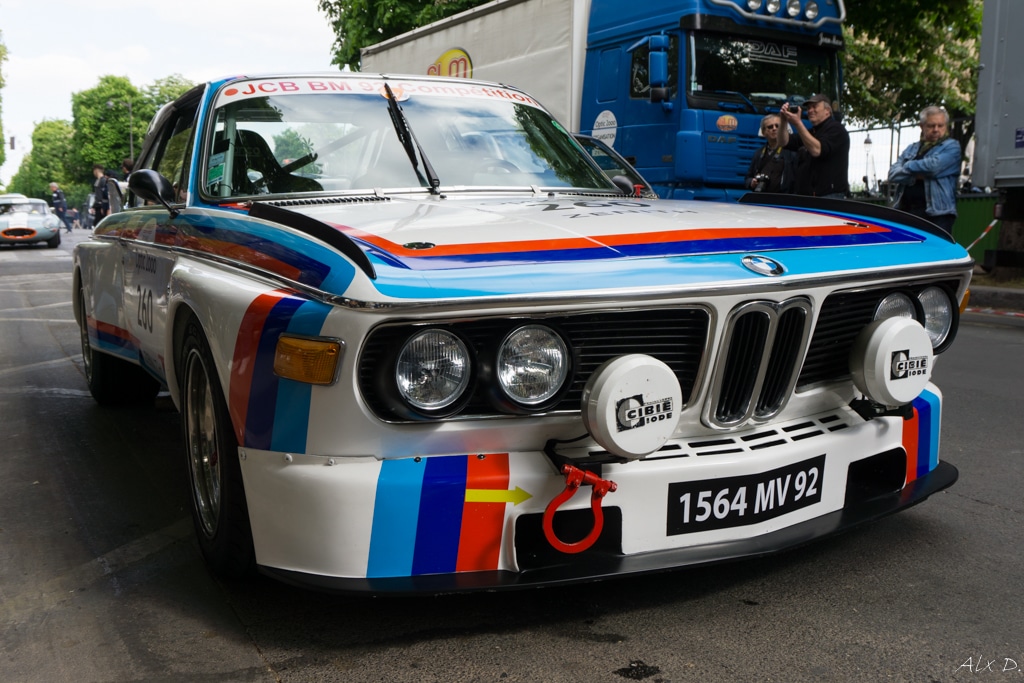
[318,0,483,70]
[843,0,982,150]
[142,74,195,117]
[70,76,142,180]
[6,120,89,205]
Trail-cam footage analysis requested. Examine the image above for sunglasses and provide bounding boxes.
[764,124,780,130]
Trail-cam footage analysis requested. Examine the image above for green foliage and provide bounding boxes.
[318,0,484,70]
[273,128,313,161]
[71,76,141,181]
[142,74,195,110]
[7,120,89,204]
[843,0,982,140]
[66,74,195,183]
[8,73,195,195]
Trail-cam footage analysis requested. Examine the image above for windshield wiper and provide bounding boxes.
[711,90,758,113]
[383,82,441,194]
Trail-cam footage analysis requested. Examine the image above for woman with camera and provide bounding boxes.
[744,114,796,194]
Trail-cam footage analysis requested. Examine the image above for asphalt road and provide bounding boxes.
[2,231,1022,682]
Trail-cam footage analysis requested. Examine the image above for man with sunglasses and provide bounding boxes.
[744,114,796,193]
[778,94,850,198]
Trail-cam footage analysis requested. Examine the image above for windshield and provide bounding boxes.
[687,33,838,113]
[0,201,46,215]
[202,77,614,199]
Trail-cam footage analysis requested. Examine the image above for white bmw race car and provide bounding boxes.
[74,73,972,592]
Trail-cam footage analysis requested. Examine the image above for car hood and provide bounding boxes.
[270,195,968,300]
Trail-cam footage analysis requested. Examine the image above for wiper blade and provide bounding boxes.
[383,82,441,194]
[711,90,758,113]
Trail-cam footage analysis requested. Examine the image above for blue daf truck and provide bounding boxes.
[360,0,846,200]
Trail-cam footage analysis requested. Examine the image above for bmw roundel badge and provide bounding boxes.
[741,254,785,276]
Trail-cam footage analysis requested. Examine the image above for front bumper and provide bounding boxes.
[261,460,956,594]
[239,389,953,593]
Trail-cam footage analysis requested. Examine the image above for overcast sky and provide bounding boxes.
[0,0,339,184]
[0,0,903,191]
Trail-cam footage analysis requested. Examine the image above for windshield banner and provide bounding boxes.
[215,77,542,109]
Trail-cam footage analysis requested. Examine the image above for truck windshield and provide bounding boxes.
[686,33,838,114]
[202,78,614,199]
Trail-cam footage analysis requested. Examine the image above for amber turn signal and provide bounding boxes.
[273,335,343,385]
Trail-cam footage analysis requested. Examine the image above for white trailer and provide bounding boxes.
[360,0,591,131]
[974,0,1024,191]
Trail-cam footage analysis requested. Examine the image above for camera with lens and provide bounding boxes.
[753,173,770,192]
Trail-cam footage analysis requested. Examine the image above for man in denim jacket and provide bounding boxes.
[888,106,962,235]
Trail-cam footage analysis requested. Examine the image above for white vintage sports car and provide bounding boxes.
[75,73,972,592]
[1,193,62,248]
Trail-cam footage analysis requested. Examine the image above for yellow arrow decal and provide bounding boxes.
[465,486,532,506]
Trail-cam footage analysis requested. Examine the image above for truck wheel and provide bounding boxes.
[179,314,255,578]
[78,287,159,407]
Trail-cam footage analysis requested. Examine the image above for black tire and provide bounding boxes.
[178,314,255,578]
[47,233,61,248]
[78,287,160,407]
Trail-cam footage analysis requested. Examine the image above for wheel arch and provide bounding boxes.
[163,264,278,443]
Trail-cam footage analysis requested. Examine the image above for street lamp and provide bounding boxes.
[863,133,876,195]
[106,99,134,161]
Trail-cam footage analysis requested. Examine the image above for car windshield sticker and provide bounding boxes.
[206,152,226,187]
[214,78,543,110]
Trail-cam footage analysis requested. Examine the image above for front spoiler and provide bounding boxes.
[260,460,958,595]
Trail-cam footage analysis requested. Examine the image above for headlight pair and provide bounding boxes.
[873,286,956,350]
[395,325,569,417]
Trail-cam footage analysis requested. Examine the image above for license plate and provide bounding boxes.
[666,455,825,535]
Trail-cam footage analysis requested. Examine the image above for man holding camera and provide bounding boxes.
[744,114,796,193]
[779,94,850,198]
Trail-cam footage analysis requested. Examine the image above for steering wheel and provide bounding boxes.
[478,158,520,173]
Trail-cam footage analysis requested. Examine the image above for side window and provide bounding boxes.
[133,106,198,206]
[629,35,679,99]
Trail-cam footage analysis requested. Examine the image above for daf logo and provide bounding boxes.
[741,255,785,276]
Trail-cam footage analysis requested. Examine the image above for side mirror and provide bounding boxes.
[649,45,668,90]
[647,35,671,108]
[127,169,179,216]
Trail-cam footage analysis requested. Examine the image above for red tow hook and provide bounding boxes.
[542,463,618,554]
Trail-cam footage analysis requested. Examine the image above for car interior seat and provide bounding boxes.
[214,129,323,195]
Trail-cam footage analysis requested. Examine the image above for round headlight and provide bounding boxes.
[786,0,802,17]
[766,0,781,12]
[917,286,954,347]
[497,325,569,406]
[805,1,819,19]
[396,329,470,410]
[874,292,917,322]
[747,0,763,10]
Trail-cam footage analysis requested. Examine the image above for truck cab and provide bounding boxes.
[580,0,845,200]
